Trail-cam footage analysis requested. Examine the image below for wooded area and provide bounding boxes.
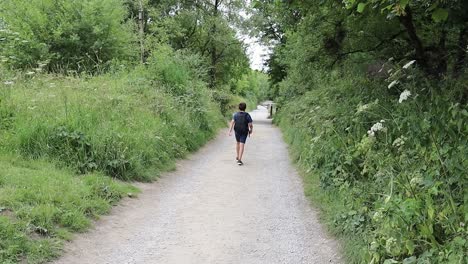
[251,0,467,263]
[0,0,466,263]
[0,1,266,262]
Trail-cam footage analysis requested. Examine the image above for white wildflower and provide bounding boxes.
[26,71,35,75]
[392,136,406,148]
[388,80,399,89]
[398,89,411,103]
[3,81,14,85]
[388,57,394,62]
[367,121,386,137]
[370,122,384,132]
[385,237,398,254]
[357,104,369,112]
[372,211,382,222]
[403,60,416,69]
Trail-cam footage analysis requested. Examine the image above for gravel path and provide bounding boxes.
[53,106,343,264]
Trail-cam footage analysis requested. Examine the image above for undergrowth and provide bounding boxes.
[276,69,467,263]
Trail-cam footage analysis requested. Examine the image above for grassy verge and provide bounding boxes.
[0,47,226,263]
[0,154,138,263]
[275,71,466,263]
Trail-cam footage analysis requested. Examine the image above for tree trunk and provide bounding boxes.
[138,0,145,63]
[398,7,429,72]
[453,25,468,78]
[436,27,448,75]
[209,0,220,89]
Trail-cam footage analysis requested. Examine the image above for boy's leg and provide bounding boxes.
[238,143,245,161]
[236,142,240,160]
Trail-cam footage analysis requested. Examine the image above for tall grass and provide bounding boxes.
[1,64,224,181]
[0,46,226,262]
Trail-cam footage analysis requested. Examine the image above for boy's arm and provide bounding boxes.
[247,114,253,136]
[228,120,235,136]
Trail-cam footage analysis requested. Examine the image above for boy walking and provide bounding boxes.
[228,102,253,166]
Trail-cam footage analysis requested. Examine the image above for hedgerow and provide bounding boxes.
[276,67,467,263]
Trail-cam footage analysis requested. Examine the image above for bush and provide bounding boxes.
[0,0,136,72]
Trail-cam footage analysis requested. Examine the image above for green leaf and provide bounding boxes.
[432,8,449,22]
[357,3,367,13]
[381,4,394,13]
[252,1,261,9]
[403,256,417,264]
[405,241,415,255]
[399,0,409,8]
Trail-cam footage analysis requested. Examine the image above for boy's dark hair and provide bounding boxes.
[239,102,247,111]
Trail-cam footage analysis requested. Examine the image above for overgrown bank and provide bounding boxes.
[0,46,233,263]
[275,71,467,263]
[0,0,267,262]
[253,0,467,262]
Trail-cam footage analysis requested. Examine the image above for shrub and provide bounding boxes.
[0,0,136,72]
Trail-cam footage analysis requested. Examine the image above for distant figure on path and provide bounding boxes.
[228,102,253,166]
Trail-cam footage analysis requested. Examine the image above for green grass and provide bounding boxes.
[1,69,224,181]
[0,154,137,263]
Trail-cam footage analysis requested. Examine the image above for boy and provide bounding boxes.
[228,102,253,166]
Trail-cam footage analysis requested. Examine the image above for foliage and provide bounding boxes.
[140,0,251,88]
[0,47,224,181]
[0,1,255,263]
[253,0,467,262]
[232,70,270,102]
[253,0,468,79]
[0,0,137,72]
[0,42,226,262]
[275,68,467,263]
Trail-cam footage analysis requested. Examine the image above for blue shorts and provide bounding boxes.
[235,133,248,143]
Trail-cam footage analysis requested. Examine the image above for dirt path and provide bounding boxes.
[53,106,343,264]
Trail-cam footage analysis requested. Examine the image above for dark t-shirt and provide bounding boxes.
[233,112,252,134]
